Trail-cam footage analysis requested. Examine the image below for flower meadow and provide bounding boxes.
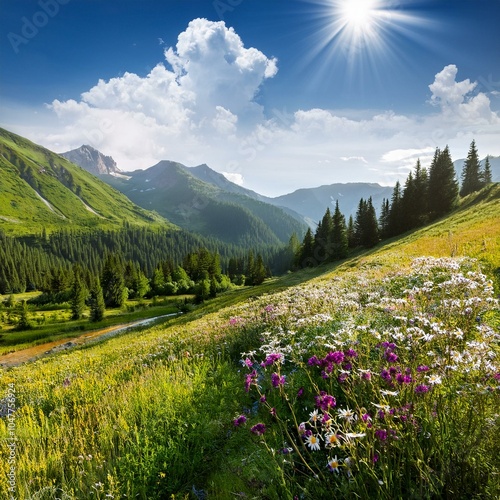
[0,256,499,499]
[230,257,500,498]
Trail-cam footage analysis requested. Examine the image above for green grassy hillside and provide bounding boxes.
[103,160,307,246]
[0,128,174,235]
[1,185,498,498]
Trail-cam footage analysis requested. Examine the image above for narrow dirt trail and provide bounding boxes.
[0,313,177,368]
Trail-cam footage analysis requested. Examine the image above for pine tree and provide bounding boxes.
[89,278,105,322]
[388,181,403,237]
[378,198,390,240]
[363,197,380,248]
[314,207,334,263]
[354,198,367,247]
[297,228,316,267]
[347,215,356,249]
[460,140,482,196]
[331,201,349,259]
[70,265,87,320]
[481,155,493,185]
[413,159,429,226]
[101,253,127,308]
[428,146,459,218]
[16,300,33,330]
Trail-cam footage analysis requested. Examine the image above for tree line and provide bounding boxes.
[0,225,292,299]
[295,141,494,268]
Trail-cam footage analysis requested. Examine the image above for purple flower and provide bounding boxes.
[396,373,412,384]
[417,365,430,373]
[270,407,277,417]
[244,370,258,392]
[338,372,348,383]
[315,391,336,411]
[271,372,286,388]
[380,369,391,381]
[260,394,267,403]
[243,358,253,368]
[325,351,344,365]
[261,353,282,367]
[264,305,274,312]
[344,348,358,358]
[372,453,379,463]
[385,351,398,363]
[250,423,266,436]
[415,384,430,394]
[297,387,304,398]
[361,413,372,422]
[493,373,500,381]
[375,429,388,441]
[233,415,247,427]
[307,355,321,366]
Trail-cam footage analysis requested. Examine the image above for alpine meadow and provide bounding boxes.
[1,1,500,499]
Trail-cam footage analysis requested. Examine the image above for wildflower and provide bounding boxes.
[326,351,344,364]
[338,372,349,383]
[297,387,304,398]
[262,353,282,367]
[396,373,412,384]
[327,455,341,473]
[315,391,336,411]
[361,413,372,423]
[417,365,430,372]
[385,351,398,363]
[250,423,266,436]
[344,432,366,440]
[271,372,286,388]
[244,370,258,392]
[309,409,321,424]
[233,415,247,427]
[375,429,388,441]
[270,407,277,417]
[338,407,356,422]
[307,355,321,366]
[359,369,372,380]
[380,389,399,396]
[325,432,340,448]
[415,384,430,394]
[427,374,442,385]
[242,358,253,368]
[259,394,267,403]
[305,434,321,451]
[344,348,358,358]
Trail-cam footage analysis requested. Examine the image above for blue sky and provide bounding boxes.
[1,0,499,196]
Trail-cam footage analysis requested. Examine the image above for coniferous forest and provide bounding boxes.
[295,141,492,268]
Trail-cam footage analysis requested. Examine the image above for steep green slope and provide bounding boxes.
[0,128,173,235]
[103,161,307,247]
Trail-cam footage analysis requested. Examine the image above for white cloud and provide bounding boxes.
[381,147,435,163]
[429,64,499,122]
[340,156,368,163]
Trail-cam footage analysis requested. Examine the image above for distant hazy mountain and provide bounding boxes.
[454,156,500,184]
[0,129,172,235]
[102,160,308,247]
[271,183,394,226]
[61,145,121,176]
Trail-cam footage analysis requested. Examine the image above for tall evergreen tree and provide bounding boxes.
[297,228,316,267]
[413,159,429,226]
[388,181,403,237]
[70,265,87,320]
[460,140,482,196]
[481,155,493,185]
[101,253,127,308]
[354,198,368,247]
[378,198,390,240]
[363,197,380,248]
[331,201,349,259]
[314,207,334,262]
[347,215,356,249]
[89,278,106,322]
[428,146,459,218]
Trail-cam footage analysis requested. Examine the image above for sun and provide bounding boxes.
[339,0,378,31]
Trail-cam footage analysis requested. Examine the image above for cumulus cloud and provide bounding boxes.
[44,18,277,169]
[429,64,499,122]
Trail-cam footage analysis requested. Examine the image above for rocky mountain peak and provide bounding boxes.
[60,145,120,175]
